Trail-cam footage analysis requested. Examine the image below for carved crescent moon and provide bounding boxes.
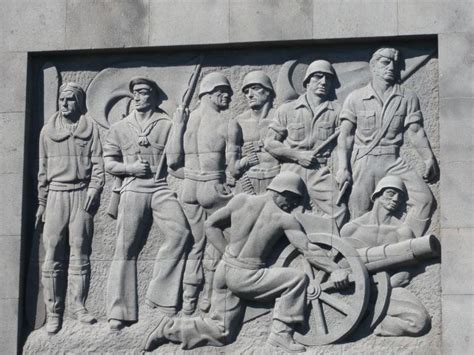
[86,57,201,129]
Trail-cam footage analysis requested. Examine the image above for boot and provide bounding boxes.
[199,270,214,313]
[182,284,199,315]
[41,267,64,335]
[143,315,172,351]
[267,319,306,353]
[69,263,96,324]
[109,319,126,331]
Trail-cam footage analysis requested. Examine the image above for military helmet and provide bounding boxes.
[241,71,275,94]
[267,171,305,197]
[371,175,407,202]
[198,72,233,98]
[303,60,340,89]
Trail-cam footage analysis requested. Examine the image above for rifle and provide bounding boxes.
[182,54,204,109]
[162,54,204,180]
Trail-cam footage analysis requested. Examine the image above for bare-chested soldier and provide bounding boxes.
[144,171,349,353]
[234,70,280,194]
[341,175,431,336]
[167,72,243,314]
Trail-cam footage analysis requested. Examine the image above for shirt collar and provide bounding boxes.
[362,82,403,101]
[294,93,334,112]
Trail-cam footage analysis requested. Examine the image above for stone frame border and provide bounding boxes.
[0,1,471,353]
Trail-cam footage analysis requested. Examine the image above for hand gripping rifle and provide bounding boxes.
[157,53,204,181]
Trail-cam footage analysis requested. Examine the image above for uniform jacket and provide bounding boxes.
[37,112,104,205]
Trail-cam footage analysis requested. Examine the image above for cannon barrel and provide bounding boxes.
[357,235,440,274]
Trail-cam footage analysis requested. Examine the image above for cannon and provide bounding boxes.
[276,214,440,346]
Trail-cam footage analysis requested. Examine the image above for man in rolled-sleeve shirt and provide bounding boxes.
[336,48,439,237]
[265,60,347,229]
[36,82,104,334]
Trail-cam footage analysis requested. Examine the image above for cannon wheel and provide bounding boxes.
[277,233,369,345]
[367,271,391,330]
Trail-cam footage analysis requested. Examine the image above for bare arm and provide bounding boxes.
[226,119,248,178]
[285,221,345,274]
[336,120,355,188]
[204,204,234,255]
[285,227,309,256]
[406,122,439,183]
[264,128,300,163]
[165,106,188,170]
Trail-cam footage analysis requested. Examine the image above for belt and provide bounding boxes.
[184,169,225,182]
[222,252,265,270]
[356,145,399,156]
[49,181,87,191]
[247,165,281,179]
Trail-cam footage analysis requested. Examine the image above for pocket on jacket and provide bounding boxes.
[288,123,305,141]
[358,110,376,133]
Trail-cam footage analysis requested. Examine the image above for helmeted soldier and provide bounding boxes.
[36,82,104,334]
[166,72,242,314]
[104,77,191,330]
[337,47,439,237]
[265,60,347,228]
[144,171,350,353]
[234,71,280,194]
[341,175,431,336]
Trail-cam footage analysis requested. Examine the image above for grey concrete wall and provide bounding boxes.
[0,0,472,354]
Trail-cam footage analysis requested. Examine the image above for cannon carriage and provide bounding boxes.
[276,213,440,346]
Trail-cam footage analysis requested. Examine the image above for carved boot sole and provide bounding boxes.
[267,333,306,353]
[143,316,169,351]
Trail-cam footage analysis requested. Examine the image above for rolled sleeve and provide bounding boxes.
[268,107,288,139]
[103,126,122,158]
[340,95,357,125]
[404,91,423,127]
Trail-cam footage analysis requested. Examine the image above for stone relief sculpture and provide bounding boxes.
[336,47,439,237]
[103,78,191,330]
[166,72,241,314]
[341,175,431,336]
[144,172,350,353]
[36,82,105,334]
[234,71,280,194]
[265,60,348,229]
[27,44,441,354]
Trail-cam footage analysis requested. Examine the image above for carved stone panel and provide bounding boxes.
[23,40,441,354]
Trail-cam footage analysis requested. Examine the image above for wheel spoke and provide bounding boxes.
[319,292,352,316]
[311,300,327,335]
[314,269,326,284]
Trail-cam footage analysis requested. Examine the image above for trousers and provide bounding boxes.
[42,188,93,315]
[163,258,308,349]
[106,187,190,321]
